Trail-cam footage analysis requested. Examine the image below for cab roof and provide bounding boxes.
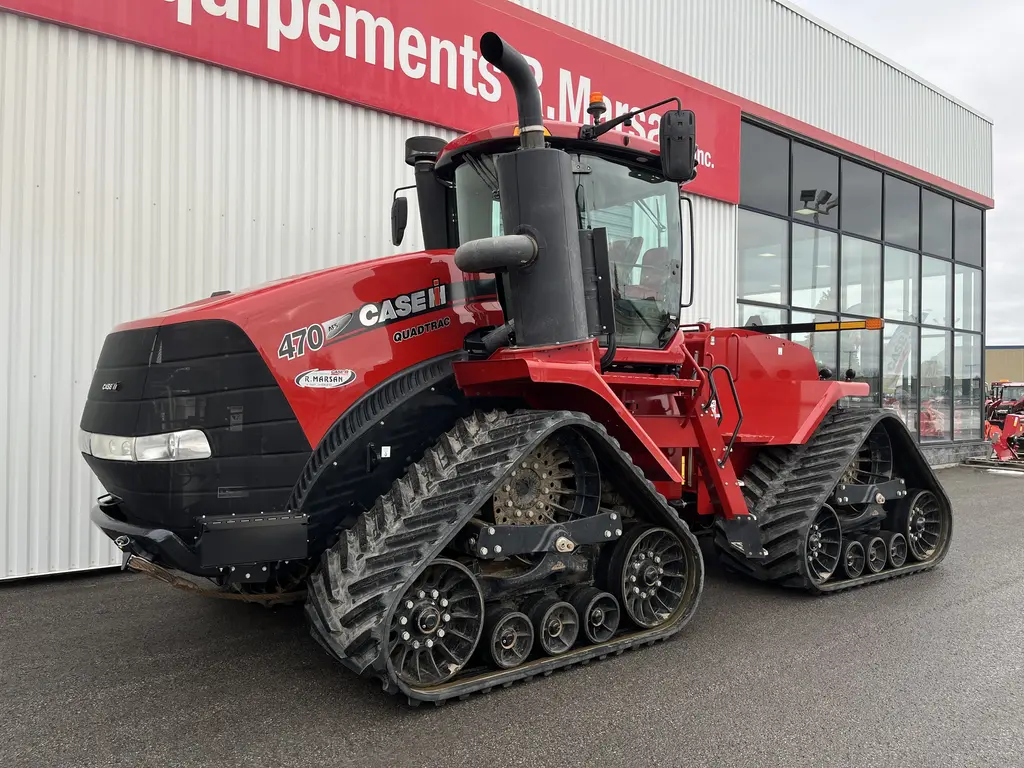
[434,120,663,177]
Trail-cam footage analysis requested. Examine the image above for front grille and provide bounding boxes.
[81,319,311,534]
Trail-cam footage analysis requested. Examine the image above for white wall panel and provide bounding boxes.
[680,195,737,329]
[0,12,454,579]
[514,0,993,198]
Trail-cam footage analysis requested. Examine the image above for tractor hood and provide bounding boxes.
[114,251,454,332]
[88,250,501,449]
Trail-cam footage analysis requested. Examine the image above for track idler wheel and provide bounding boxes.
[569,587,620,644]
[529,598,579,656]
[842,540,866,579]
[610,525,692,629]
[483,607,534,669]
[892,489,947,562]
[388,559,484,687]
[804,505,842,585]
[879,531,908,568]
[859,535,888,574]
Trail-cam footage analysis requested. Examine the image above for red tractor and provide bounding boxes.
[991,414,1024,462]
[986,381,1024,428]
[79,33,952,704]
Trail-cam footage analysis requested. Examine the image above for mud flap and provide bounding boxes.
[717,515,768,559]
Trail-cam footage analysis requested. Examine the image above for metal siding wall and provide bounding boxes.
[680,195,737,328]
[0,12,455,579]
[513,0,993,198]
[985,350,1024,383]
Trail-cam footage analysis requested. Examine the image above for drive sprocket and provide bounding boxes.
[491,431,599,526]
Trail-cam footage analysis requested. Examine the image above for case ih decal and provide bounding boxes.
[277,280,450,360]
[356,280,449,329]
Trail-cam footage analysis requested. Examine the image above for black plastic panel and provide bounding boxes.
[199,513,308,567]
[80,319,311,538]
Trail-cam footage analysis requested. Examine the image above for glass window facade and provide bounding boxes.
[736,121,986,444]
[792,142,840,228]
[791,224,837,311]
[840,160,882,240]
[954,201,983,267]
[841,237,881,317]
[737,209,788,305]
[922,190,953,258]
[884,175,920,250]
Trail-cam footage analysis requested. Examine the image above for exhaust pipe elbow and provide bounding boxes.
[455,234,538,274]
[480,32,544,148]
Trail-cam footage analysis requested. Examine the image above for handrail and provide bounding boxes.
[707,364,743,468]
[699,366,725,427]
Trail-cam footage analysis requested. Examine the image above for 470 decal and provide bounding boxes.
[277,323,325,361]
[276,280,450,361]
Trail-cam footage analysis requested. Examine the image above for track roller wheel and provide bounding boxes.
[804,505,842,585]
[388,559,484,687]
[483,607,533,670]
[879,531,908,568]
[529,598,579,656]
[610,525,692,629]
[892,489,948,562]
[569,587,620,644]
[859,535,888,574]
[841,540,866,579]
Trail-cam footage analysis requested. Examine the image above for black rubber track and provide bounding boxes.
[304,409,704,704]
[712,405,954,594]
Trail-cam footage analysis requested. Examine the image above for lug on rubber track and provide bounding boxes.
[305,409,704,704]
[713,406,953,594]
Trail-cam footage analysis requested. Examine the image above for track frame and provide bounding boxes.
[305,409,704,704]
[713,405,954,595]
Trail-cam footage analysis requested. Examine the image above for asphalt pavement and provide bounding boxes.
[3,466,1023,768]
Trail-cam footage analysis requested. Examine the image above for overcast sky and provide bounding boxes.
[793,0,1022,345]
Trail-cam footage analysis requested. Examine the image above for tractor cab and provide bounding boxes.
[391,34,696,357]
[433,121,691,350]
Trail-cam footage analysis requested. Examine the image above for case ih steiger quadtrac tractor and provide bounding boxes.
[79,33,953,704]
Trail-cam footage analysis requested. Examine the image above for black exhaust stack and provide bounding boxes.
[404,136,457,250]
[456,33,590,349]
[479,33,545,150]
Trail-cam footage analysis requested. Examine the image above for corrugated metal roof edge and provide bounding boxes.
[776,0,993,125]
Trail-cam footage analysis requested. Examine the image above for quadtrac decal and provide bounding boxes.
[294,369,356,389]
[277,280,450,360]
[392,316,452,343]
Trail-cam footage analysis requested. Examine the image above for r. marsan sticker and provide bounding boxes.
[295,369,356,389]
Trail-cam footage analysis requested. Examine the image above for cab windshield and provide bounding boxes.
[1002,386,1024,401]
[454,152,683,349]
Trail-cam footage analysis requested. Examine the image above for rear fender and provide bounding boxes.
[699,329,869,445]
[877,410,954,513]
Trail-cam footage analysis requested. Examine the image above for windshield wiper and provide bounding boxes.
[465,154,500,200]
[636,198,665,234]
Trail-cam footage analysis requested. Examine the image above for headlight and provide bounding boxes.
[79,428,212,462]
[88,433,136,461]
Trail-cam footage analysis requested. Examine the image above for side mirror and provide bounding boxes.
[660,109,697,183]
[391,193,409,246]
